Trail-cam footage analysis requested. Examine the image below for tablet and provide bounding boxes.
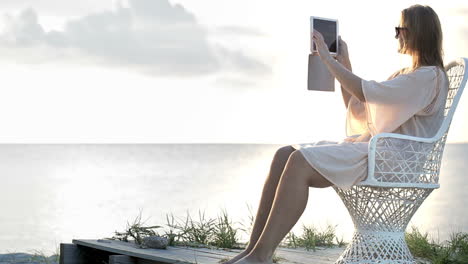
[310,16,339,55]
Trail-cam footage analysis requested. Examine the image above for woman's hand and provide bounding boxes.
[312,29,333,62]
[313,30,365,102]
[335,36,350,65]
[344,131,372,143]
[343,136,357,143]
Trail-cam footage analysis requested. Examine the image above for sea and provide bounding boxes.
[0,143,466,256]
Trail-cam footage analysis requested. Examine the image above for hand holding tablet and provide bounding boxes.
[312,30,333,60]
[310,16,339,56]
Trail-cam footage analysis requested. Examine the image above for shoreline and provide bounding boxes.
[0,252,59,264]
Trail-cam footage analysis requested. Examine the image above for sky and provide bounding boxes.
[0,0,467,143]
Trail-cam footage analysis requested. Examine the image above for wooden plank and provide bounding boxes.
[277,246,344,257]
[59,243,87,264]
[72,239,345,264]
[61,242,117,264]
[170,246,240,259]
[137,259,174,264]
[172,245,344,263]
[109,255,136,264]
[73,239,223,264]
[275,247,343,264]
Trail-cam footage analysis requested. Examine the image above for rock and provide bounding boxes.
[141,235,169,249]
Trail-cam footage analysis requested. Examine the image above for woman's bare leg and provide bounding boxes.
[233,150,333,264]
[222,146,295,264]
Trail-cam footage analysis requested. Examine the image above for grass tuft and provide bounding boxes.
[405,225,468,264]
[106,208,163,247]
[282,223,344,251]
[210,209,239,249]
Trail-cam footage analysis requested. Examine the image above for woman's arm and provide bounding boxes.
[340,59,353,108]
[312,30,365,102]
[335,36,353,108]
[323,55,365,102]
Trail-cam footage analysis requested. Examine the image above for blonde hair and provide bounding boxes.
[399,5,445,74]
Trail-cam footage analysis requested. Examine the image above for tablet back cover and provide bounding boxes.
[307,54,335,92]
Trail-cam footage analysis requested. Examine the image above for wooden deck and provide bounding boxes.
[60,239,345,264]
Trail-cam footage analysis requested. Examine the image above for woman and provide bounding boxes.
[225,4,448,264]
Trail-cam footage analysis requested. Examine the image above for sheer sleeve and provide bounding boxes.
[345,67,439,137]
[346,95,368,136]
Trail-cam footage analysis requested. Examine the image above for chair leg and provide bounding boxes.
[335,230,414,264]
[332,186,433,264]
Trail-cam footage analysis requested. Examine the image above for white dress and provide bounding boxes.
[292,66,449,190]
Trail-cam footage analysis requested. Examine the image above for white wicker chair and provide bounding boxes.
[333,58,468,264]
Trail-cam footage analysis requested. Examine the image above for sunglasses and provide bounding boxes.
[395,27,408,39]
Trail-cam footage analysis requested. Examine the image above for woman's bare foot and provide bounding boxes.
[221,249,250,264]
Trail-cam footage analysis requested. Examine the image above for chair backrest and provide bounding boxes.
[436,57,468,141]
[362,58,468,188]
[418,58,467,185]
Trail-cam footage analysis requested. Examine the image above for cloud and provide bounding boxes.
[210,25,266,37]
[0,0,270,78]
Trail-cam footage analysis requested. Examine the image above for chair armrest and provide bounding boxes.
[370,132,439,144]
[357,133,443,188]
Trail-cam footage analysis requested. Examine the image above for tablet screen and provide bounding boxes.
[312,18,337,53]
